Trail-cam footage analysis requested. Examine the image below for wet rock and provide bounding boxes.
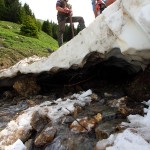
[34,125,57,147]
[45,137,66,150]
[0,115,12,131]
[101,107,118,122]
[68,136,95,150]
[0,123,6,131]
[73,106,82,118]
[70,114,102,133]
[91,93,99,101]
[105,97,144,118]
[118,105,144,117]
[31,111,50,132]
[45,136,95,150]
[83,104,105,117]
[62,116,75,124]
[13,76,41,97]
[94,113,102,122]
[95,119,125,140]
[25,139,33,150]
[107,96,127,108]
[27,99,36,107]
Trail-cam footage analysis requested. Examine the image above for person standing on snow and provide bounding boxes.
[92,0,116,18]
[95,0,106,16]
[56,0,85,47]
[91,0,97,17]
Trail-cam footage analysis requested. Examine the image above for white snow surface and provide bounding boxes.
[0,0,150,78]
[96,99,150,150]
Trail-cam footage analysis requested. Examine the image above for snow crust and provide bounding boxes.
[0,0,150,78]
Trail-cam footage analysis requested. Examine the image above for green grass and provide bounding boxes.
[0,21,59,69]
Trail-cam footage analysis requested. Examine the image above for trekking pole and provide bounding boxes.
[69,14,74,38]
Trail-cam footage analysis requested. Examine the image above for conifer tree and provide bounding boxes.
[20,3,36,24]
[42,20,52,36]
[4,0,22,23]
[52,22,58,40]
[36,20,42,32]
[23,3,34,17]
[20,15,38,38]
[0,0,5,20]
[64,24,74,42]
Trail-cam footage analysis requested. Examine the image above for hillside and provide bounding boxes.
[0,21,58,70]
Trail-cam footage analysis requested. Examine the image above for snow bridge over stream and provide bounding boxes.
[0,0,150,94]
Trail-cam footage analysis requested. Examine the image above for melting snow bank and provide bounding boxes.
[95,100,150,150]
[0,0,150,79]
[0,55,45,78]
[0,90,92,150]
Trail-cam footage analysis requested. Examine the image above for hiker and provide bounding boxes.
[56,0,85,47]
[91,0,106,18]
[91,0,97,18]
[95,0,106,17]
[94,0,116,17]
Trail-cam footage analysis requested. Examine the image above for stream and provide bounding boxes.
[0,83,137,150]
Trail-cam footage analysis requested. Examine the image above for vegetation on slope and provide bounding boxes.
[0,21,59,69]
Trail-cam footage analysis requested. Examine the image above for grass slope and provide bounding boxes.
[0,21,59,69]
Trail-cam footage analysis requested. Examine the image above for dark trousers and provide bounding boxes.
[57,15,85,47]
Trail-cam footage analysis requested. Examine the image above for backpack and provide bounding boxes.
[95,0,106,16]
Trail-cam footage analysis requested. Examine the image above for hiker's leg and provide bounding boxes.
[94,9,98,18]
[92,0,97,17]
[57,17,66,47]
[71,16,86,30]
